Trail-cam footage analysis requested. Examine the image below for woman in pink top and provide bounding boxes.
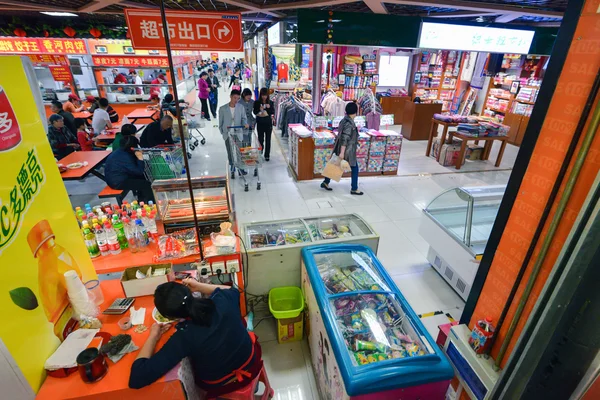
[198,71,211,122]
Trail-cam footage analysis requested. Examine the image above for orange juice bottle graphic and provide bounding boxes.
[28,220,83,339]
[0,85,22,152]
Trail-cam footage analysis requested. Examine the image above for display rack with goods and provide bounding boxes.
[339,53,378,101]
[413,50,465,113]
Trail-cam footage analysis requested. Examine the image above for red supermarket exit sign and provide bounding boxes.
[124,9,242,51]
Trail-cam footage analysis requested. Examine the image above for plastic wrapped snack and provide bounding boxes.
[155,228,199,260]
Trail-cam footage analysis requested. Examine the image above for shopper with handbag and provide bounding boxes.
[253,88,275,161]
[321,102,364,195]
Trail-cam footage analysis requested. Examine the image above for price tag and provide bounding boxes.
[354,116,366,129]
[380,114,394,126]
[332,116,343,128]
[315,116,329,128]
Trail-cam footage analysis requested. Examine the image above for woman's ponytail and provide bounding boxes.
[185,296,216,326]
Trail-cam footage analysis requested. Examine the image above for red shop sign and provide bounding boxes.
[27,54,69,66]
[0,38,87,54]
[49,66,72,82]
[92,55,169,67]
[124,9,242,51]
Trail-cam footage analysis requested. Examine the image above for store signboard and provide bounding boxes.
[419,22,535,54]
[92,55,169,68]
[124,9,243,51]
[26,55,68,66]
[0,38,87,55]
[268,22,282,46]
[48,66,71,82]
[0,56,97,391]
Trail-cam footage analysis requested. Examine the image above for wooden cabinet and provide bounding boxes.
[502,112,530,146]
[402,102,443,141]
[380,96,410,125]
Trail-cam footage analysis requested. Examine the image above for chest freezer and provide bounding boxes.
[419,185,505,301]
[301,244,454,400]
[240,214,379,298]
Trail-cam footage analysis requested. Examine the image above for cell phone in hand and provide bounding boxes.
[175,272,191,280]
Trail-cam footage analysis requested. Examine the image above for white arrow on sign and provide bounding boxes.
[217,25,230,40]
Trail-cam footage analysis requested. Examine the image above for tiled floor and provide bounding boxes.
[65,85,515,399]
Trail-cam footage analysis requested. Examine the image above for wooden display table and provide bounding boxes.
[446,131,509,170]
[426,119,459,162]
[36,280,186,400]
[402,102,443,141]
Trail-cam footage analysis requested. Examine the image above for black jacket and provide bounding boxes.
[140,121,174,148]
[104,149,146,188]
[57,110,77,136]
[47,125,77,159]
[253,100,274,123]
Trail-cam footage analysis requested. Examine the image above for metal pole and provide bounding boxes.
[312,44,322,114]
[159,0,204,259]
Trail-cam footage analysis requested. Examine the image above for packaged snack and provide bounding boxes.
[354,352,370,365]
[354,340,377,352]
[391,349,407,359]
[406,343,421,357]
[367,352,388,363]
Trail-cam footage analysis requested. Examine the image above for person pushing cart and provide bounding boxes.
[218,89,247,176]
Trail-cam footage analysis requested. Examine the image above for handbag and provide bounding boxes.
[322,155,343,182]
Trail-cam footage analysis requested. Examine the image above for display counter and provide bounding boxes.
[301,244,453,399]
[402,102,443,141]
[419,185,505,300]
[241,213,379,297]
[289,125,402,181]
[36,280,186,400]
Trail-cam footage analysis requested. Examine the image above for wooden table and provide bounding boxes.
[447,131,509,170]
[35,280,186,400]
[73,111,93,120]
[97,124,146,142]
[426,119,459,162]
[59,151,109,181]
[126,108,158,124]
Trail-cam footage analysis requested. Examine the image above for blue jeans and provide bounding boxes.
[323,165,359,191]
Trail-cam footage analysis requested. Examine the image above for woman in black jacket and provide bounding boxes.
[252,88,275,161]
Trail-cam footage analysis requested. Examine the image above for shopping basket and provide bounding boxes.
[140,144,186,181]
[228,126,263,191]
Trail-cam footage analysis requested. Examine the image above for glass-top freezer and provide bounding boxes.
[302,244,453,397]
[423,185,505,255]
[305,215,373,241]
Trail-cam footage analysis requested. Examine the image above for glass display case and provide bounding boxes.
[423,185,505,256]
[241,214,379,297]
[302,244,453,399]
[152,176,231,232]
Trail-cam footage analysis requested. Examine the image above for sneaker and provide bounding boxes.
[321,182,333,191]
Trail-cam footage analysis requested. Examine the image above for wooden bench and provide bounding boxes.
[98,186,130,206]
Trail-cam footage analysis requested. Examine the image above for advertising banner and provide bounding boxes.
[0,56,97,391]
[48,66,71,82]
[26,55,69,66]
[0,38,87,54]
[92,55,169,68]
[124,9,242,51]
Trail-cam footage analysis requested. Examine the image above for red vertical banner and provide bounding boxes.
[49,66,72,82]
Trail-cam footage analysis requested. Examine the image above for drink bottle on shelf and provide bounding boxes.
[122,217,139,253]
[112,216,128,249]
[103,221,121,255]
[134,219,149,249]
[82,227,100,258]
[94,224,110,256]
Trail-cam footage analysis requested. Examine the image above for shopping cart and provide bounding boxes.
[228,126,263,191]
[182,108,206,158]
[140,144,186,182]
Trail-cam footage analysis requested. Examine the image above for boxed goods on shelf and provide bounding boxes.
[368,156,384,172]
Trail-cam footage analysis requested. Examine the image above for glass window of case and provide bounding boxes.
[330,293,433,367]
[424,185,505,254]
[246,220,310,249]
[305,215,372,241]
[316,250,390,294]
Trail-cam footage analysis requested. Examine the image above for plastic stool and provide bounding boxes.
[209,366,274,400]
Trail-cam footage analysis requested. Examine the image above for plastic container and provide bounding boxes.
[85,280,104,306]
[118,317,132,330]
[269,287,305,344]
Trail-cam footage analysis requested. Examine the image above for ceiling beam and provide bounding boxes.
[260,0,362,12]
[78,0,123,13]
[218,0,285,18]
[363,0,388,14]
[384,0,563,19]
[495,13,521,23]
[425,11,500,18]
[121,1,158,8]
[0,0,48,9]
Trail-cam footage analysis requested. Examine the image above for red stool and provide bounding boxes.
[208,366,274,400]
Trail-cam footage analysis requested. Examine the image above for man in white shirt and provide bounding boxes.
[92,98,113,135]
[130,69,143,95]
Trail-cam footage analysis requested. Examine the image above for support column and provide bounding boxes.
[312,44,322,114]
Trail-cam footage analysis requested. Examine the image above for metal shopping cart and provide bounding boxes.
[181,108,206,158]
[140,144,186,182]
[228,126,263,191]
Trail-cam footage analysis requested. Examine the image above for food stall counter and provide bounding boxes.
[35,280,186,400]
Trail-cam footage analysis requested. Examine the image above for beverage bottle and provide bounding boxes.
[27,220,84,339]
[82,227,100,258]
[134,219,149,249]
[113,216,128,249]
[469,316,495,354]
[94,223,110,256]
[103,221,121,255]
[146,211,159,240]
[123,217,139,253]
[75,207,85,224]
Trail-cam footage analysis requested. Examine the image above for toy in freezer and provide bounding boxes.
[367,156,384,172]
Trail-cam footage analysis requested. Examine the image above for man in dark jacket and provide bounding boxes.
[47,114,79,159]
[51,100,77,135]
[140,115,174,148]
[104,135,155,203]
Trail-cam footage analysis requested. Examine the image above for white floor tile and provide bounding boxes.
[393,217,431,258]
[378,200,423,220]
[344,204,390,224]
